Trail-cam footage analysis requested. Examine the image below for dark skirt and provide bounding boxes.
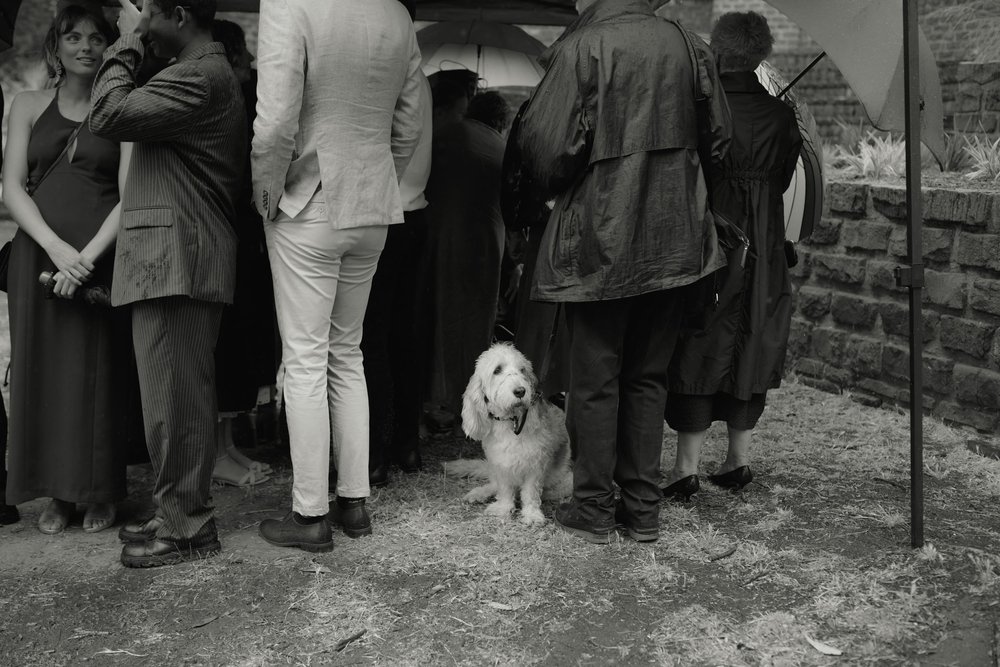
[665,391,767,433]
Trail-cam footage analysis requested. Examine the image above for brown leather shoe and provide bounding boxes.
[120,520,221,568]
[328,498,372,538]
[258,512,333,552]
[118,514,165,543]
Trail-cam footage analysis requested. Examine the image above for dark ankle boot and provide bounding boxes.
[328,497,372,538]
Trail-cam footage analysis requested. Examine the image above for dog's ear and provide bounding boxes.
[461,369,491,442]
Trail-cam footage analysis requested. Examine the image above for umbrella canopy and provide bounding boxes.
[417,21,546,88]
[0,0,20,53]
[755,60,824,244]
[764,0,945,162]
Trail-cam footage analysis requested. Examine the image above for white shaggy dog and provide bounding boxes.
[443,342,572,525]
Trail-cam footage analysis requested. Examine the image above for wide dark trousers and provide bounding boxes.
[132,297,223,540]
[564,289,682,527]
[361,211,429,469]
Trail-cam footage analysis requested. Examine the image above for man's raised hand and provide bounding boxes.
[117,0,151,39]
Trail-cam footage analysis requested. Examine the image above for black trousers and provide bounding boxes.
[565,289,682,527]
[0,394,7,504]
[361,211,429,469]
[132,297,223,540]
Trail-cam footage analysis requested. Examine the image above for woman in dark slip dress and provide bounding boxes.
[2,5,132,534]
[663,12,803,500]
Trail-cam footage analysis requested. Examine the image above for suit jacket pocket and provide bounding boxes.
[122,207,175,229]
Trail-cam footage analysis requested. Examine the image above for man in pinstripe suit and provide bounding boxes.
[90,0,246,568]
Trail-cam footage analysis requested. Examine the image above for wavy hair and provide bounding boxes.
[43,4,117,81]
[710,11,774,73]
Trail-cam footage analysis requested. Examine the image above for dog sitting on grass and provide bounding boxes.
[443,342,572,525]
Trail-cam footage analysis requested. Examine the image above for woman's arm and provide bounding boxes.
[1,92,94,286]
[52,142,133,298]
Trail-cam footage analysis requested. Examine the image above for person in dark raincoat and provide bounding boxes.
[663,11,803,499]
[518,0,730,544]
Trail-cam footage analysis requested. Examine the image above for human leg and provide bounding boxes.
[613,289,682,532]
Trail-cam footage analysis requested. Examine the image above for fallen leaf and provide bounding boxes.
[300,563,331,574]
[804,633,843,656]
[487,601,514,611]
[190,615,219,629]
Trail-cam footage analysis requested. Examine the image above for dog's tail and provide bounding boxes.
[441,459,490,479]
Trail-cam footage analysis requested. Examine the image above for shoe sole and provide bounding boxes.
[555,520,616,544]
[340,525,372,539]
[259,534,334,552]
[120,542,222,568]
[617,526,659,543]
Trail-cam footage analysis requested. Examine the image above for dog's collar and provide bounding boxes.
[484,392,540,436]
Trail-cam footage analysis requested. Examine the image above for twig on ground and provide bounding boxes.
[335,629,367,652]
[709,545,738,562]
[743,571,771,586]
[874,477,906,490]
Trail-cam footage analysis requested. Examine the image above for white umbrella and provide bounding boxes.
[417,21,546,89]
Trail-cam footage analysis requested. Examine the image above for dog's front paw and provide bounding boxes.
[484,501,514,517]
[463,485,494,504]
[519,508,546,526]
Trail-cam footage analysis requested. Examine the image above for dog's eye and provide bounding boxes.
[493,365,502,375]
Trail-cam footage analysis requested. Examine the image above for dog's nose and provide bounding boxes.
[513,387,526,398]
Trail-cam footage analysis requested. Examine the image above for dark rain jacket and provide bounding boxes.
[518,0,731,303]
[669,71,804,399]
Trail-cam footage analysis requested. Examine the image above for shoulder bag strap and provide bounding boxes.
[26,118,86,197]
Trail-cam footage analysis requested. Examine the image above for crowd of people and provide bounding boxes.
[0,0,802,563]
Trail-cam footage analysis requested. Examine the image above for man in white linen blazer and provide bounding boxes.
[253,0,423,552]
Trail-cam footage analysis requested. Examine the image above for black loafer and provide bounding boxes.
[259,512,333,552]
[554,502,616,544]
[369,464,390,489]
[118,514,164,543]
[613,502,658,542]
[121,520,221,568]
[328,498,372,538]
[707,466,753,490]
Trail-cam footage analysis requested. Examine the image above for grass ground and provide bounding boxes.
[2,375,999,666]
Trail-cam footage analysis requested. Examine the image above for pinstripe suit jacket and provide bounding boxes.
[91,36,247,307]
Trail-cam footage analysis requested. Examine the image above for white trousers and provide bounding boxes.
[265,205,387,516]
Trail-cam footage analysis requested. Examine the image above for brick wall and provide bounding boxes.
[790,178,1000,433]
[953,62,1000,134]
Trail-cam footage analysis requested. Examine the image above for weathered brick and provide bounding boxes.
[850,391,882,407]
[799,375,842,395]
[953,365,1000,411]
[887,226,954,262]
[896,387,937,412]
[788,249,811,280]
[846,335,883,378]
[957,82,983,113]
[870,185,907,220]
[787,317,812,359]
[856,378,899,402]
[965,191,1000,232]
[841,220,892,252]
[934,400,999,433]
[924,270,967,311]
[797,287,831,320]
[828,182,868,217]
[956,232,1000,272]
[868,260,905,293]
[881,344,955,394]
[940,315,996,359]
[877,300,938,342]
[811,253,866,285]
[970,278,1000,317]
[831,294,878,329]
[824,365,853,387]
[804,217,841,246]
[924,188,971,225]
[810,326,848,366]
[793,358,825,377]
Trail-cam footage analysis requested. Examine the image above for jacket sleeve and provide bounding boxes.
[517,45,590,198]
[251,0,305,221]
[690,31,732,169]
[90,34,211,143]
[391,28,423,181]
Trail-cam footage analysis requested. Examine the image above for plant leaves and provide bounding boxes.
[804,633,843,656]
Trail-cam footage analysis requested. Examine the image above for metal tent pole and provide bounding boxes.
[896,0,925,548]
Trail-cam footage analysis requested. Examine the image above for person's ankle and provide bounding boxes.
[336,496,366,508]
[293,512,325,525]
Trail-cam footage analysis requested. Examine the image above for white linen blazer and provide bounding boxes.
[251,0,423,228]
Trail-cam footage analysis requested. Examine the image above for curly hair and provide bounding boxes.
[710,11,774,73]
[467,91,511,133]
[43,4,118,80]
[153,0,217,28]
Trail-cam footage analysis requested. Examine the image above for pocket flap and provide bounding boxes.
[123,207,175,229]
